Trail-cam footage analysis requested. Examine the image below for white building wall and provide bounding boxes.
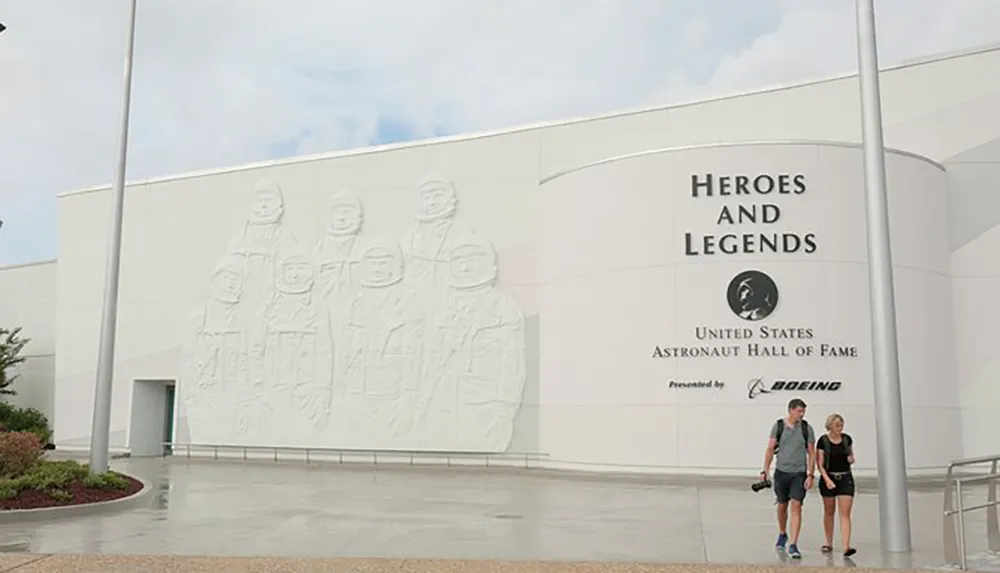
[54,131,543,451]
[948,140,1000,459]
[0,261,57,422]
[539,142,956,473]
[48,43,1000,470]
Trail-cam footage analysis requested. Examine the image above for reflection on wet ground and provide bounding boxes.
[0,457,992,569]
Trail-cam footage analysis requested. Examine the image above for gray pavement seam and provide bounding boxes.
[695,484,710,564]
[0,555,49,573]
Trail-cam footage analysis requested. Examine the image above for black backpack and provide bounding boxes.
[773,418,810,453]
[818,433,853,470]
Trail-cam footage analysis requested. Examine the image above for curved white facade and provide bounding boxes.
[4,43,1000,474]
[539,142,955,472]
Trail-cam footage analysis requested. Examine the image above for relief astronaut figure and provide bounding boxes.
[181,256,247,444]
[400,177,477,294]
[260,250,334,446]
[419,237,525,452]
[226,179,298,389]
[339,241,424,447]
[314,191,366,380]
[314,191,365,301]
[228,179,295,306]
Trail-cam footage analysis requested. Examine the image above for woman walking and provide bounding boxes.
[817,413,857,557]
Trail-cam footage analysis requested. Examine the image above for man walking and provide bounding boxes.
[762,398,816,559]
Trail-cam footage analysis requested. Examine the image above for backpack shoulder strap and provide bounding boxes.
[818,433,831,469]
[800,420,810,442]
[774,419,785,442]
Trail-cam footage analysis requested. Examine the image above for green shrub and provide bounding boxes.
[107,473,129,489]
[0,460,87,493]
[47,489,72,502]
[0,483,17,500]
[82,471,129,490]
[0,431,41,477]
[0,460,99,500]
[0,405,51,444]
[19,460,88,489]
[0,458,132,507]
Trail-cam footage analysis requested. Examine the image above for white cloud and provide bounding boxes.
[1,0,999,264]
[656,0,1000,101]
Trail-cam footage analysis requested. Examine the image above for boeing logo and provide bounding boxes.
[747,378,843,399]
[747,378,770,399]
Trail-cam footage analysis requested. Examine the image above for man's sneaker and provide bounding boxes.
[788,544,802,559]
[776,533,788,550]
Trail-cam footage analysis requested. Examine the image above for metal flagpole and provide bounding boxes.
[89,0,139,475]
[855,0,912,553]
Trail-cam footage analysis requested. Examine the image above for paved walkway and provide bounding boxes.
[0,458,992,570]
[0,555,967,572]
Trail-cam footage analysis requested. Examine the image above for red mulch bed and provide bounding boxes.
[0,473,143,511]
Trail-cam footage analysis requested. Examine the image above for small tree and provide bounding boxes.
[0,327,30,396]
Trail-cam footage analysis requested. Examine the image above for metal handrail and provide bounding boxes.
[943,455,1000,569]
[161,442,549,470]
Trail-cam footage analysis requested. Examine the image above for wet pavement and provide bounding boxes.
[0,555,983,573]
[0,457,992,570]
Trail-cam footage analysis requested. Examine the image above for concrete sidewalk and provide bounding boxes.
[0,457,992,570]
[0,555,927,572]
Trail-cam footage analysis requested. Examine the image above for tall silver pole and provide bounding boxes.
[89,0,138,474]
[855,0,912,553]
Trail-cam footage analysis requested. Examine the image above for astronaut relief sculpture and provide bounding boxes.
[180,176,526,452]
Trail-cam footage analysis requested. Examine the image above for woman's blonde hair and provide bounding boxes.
[825,413,845,431]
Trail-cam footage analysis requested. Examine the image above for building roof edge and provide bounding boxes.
[59,42,1000,199]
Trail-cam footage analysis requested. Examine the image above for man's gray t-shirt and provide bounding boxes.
[770,420,815,474]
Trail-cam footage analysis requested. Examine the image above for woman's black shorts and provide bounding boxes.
[820,472,855,497]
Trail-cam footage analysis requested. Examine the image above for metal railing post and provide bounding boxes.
[958,479,967,570]
[944,465,958,565]
[989,460,1000,554]
[943,455,1000,567]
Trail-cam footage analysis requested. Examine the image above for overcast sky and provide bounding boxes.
[2,0,1000,265]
